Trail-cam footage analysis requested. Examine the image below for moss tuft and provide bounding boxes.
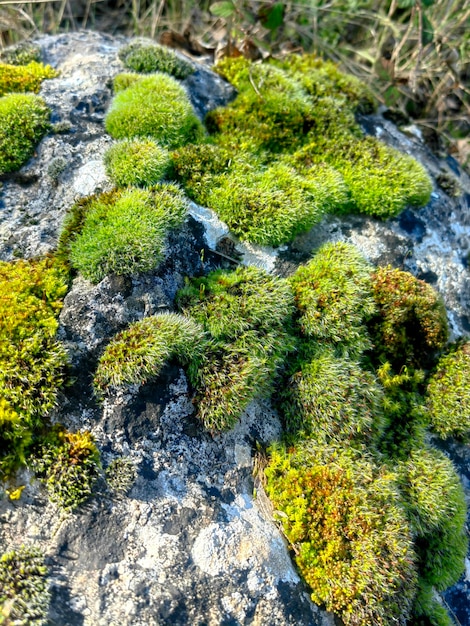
[118,41,194,79]
[0,257,68,479]
[410,582,454,626]
[0,61,57,97]
[105,457,137,496]
[426,342,470,439]
[104,138,171,187]
[0,545,50,626]
[94,312,207,393]
[282,349,385,445]
[370,266,448,367]
[31,429,100,511]
[105,73,204,148]
[0,93,50,175]
[177,266,295,430]
[264,441,417,626]
[66,185,187,283]
[289,242,375,356]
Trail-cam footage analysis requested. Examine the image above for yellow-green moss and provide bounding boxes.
[94,313,207,393]
[104,138,171,188]
[265,441,417,626]
[0,545,50,625]
[426,342,470,439]
[0,61,57,97]
[66,185,187,283]
[0,257,68,478]
[31,429,100,511]
[105,73,204,148]
[0,93,50,175]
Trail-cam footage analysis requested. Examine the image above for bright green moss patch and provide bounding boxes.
[0,61,57,97]
[311,135,433,219]
[426,342,470,439]
[67,185,187,283]
[94,313,206,393]
[410,582,454,626]
[289,242,376,356]
[171,55,432,245]
[104,138,171,187]
[265,441,417,626]
[370,266,448,367]
[177,266,295,430]
[118,41,194,79]
[105,73,203,148]
[31,429,100,511]
[0,258,68,478]
[0,93,50,175]
[0,545,50,625]
[282,349,385,445]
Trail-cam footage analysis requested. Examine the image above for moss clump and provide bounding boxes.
[104,138,171,188]
[370,266,448,367]
[105,73,203,149]
[118,41,194,79]
[105,457,137,497]
[31,429,100,511]
[94,313,206,393]
[0,61,57,97]
[410,582,454,626]
[265,441,417,626]
[289,242,376,356]
[67,185,187,283]
[426,342,470,439]
[282,349,384,445]
[398,448,467,593]
[0,258,68,478]
[377,363,428,460]
[0,42,41,66]
[0,93,50,175]
[314,136,433,219]
[0,545,50,626]
[177,266,295,430]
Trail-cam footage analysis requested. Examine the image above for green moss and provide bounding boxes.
[282,349,385,445]
[289,242,376,356]
[277,53,376,114]
[31,429,100,511]
[94,313,206,393]
[177,266,295,430]
[105,73,204,148]
[105,457,137,496]
[67,185,187,283]
[410,582,453,626]
[316,136,433,219]
[0,42,41,66]
[0,545,50,626]
[0,61,57,97]
[398,447,466,537]
[377,363,428,460]
[370,266,448,367]
[0,258,68,479]
[264,441,417,626]
[112,72,142,93]
[104,138,171,188]
[426,342,470,439]
[118,41,194,79]
[0,93,50,175]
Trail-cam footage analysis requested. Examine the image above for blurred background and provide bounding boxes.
[1,0,469,167]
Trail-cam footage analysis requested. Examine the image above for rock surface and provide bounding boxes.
[0,29,470,626]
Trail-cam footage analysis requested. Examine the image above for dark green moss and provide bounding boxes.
[118,41,194,79]
[0,545,50,626]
